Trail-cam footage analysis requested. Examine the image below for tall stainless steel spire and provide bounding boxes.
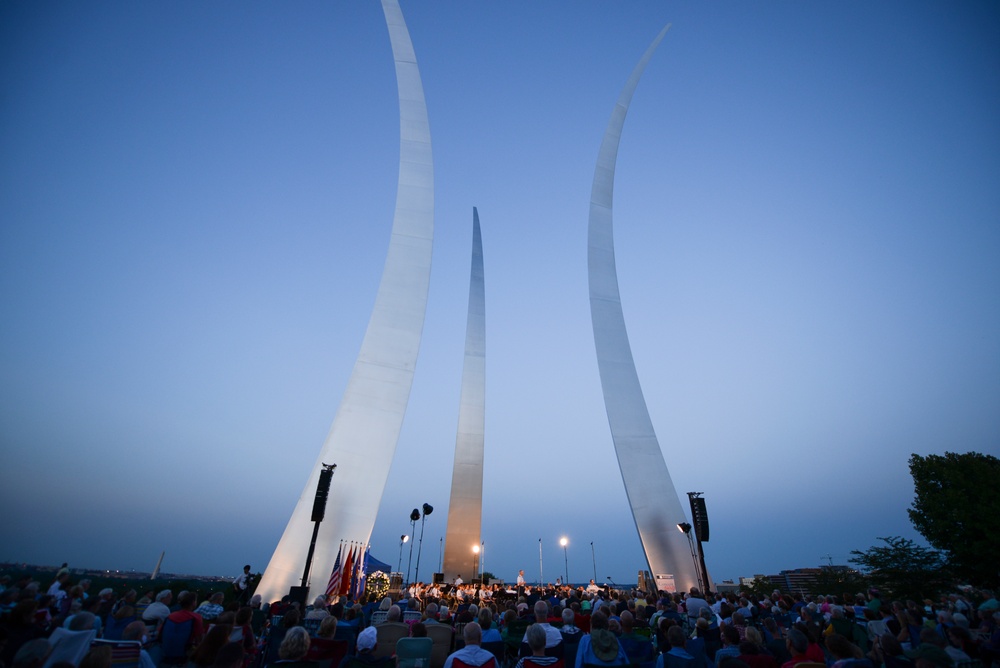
[587,24,702,593]
[257,0,434,604]
[442,208,486,582]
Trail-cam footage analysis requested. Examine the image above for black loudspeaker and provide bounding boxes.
[689,495,710,542]
[433,572,444,584]
[471,578,482,587]
[311,467,335,522]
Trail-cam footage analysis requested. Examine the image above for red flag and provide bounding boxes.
[324,543,343,602]
[339,544,355,597]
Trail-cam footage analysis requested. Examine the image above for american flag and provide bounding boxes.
[324,543,343,602]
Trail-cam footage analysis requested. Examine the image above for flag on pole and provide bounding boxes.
[351,545,367,600]
[325,543,343,602]
[352,544,369,599]
[351,543,365,600]
[339,543,355,597]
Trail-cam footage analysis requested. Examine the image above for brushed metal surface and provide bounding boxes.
[587,24,703,593]
[442,208,486,582]
[257,0,434,604]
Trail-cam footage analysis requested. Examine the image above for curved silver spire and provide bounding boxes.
[587,24,702,593]
[257,0,434,604]
[442,207,486,582]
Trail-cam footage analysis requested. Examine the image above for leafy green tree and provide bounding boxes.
[849,536,949,601]
[809,566,870,598]
[480,571,497,584]
[739,576,777,600]
[908,451,1000,587]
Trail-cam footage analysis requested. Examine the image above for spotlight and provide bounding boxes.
[414,502,434,584]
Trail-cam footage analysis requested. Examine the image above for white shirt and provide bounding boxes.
[47,581,67,603]
[142,601,171,623]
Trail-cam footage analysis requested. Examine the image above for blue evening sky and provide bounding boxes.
[2,1,998,586]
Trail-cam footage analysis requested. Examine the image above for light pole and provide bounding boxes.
[413,503,433,585]
[591,541,597,583]
[472,545,480,579]
[398,534,409,575]
[538,538,543,586]
[560,537,569,586]
[406,508,419,587]
[480,541,485,581]
[677,522,702,593]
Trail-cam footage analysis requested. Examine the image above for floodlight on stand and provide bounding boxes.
[406,508,420,587]
[560,536,569,586]
[679,520,699,590]
[398,534,409,576]
[413,502,433,585]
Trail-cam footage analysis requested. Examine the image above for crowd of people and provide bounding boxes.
[2,566,998,668]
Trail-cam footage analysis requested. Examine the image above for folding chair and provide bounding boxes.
[396,637,434,668]
[42,628,97,668]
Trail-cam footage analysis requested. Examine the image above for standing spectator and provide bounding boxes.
[686,590,711,625]
[234,566,253,606]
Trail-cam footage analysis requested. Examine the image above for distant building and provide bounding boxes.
[752,566,857,594]
[716,579,740,595]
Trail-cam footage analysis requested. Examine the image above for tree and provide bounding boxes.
[739,576,777,600]
[809,566,870,599]
[908,451,1000,587]
[849,536,949,602]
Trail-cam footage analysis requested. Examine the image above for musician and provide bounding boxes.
[455,574,464,586]
[586,579,601,594]
[408,582,424,603]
